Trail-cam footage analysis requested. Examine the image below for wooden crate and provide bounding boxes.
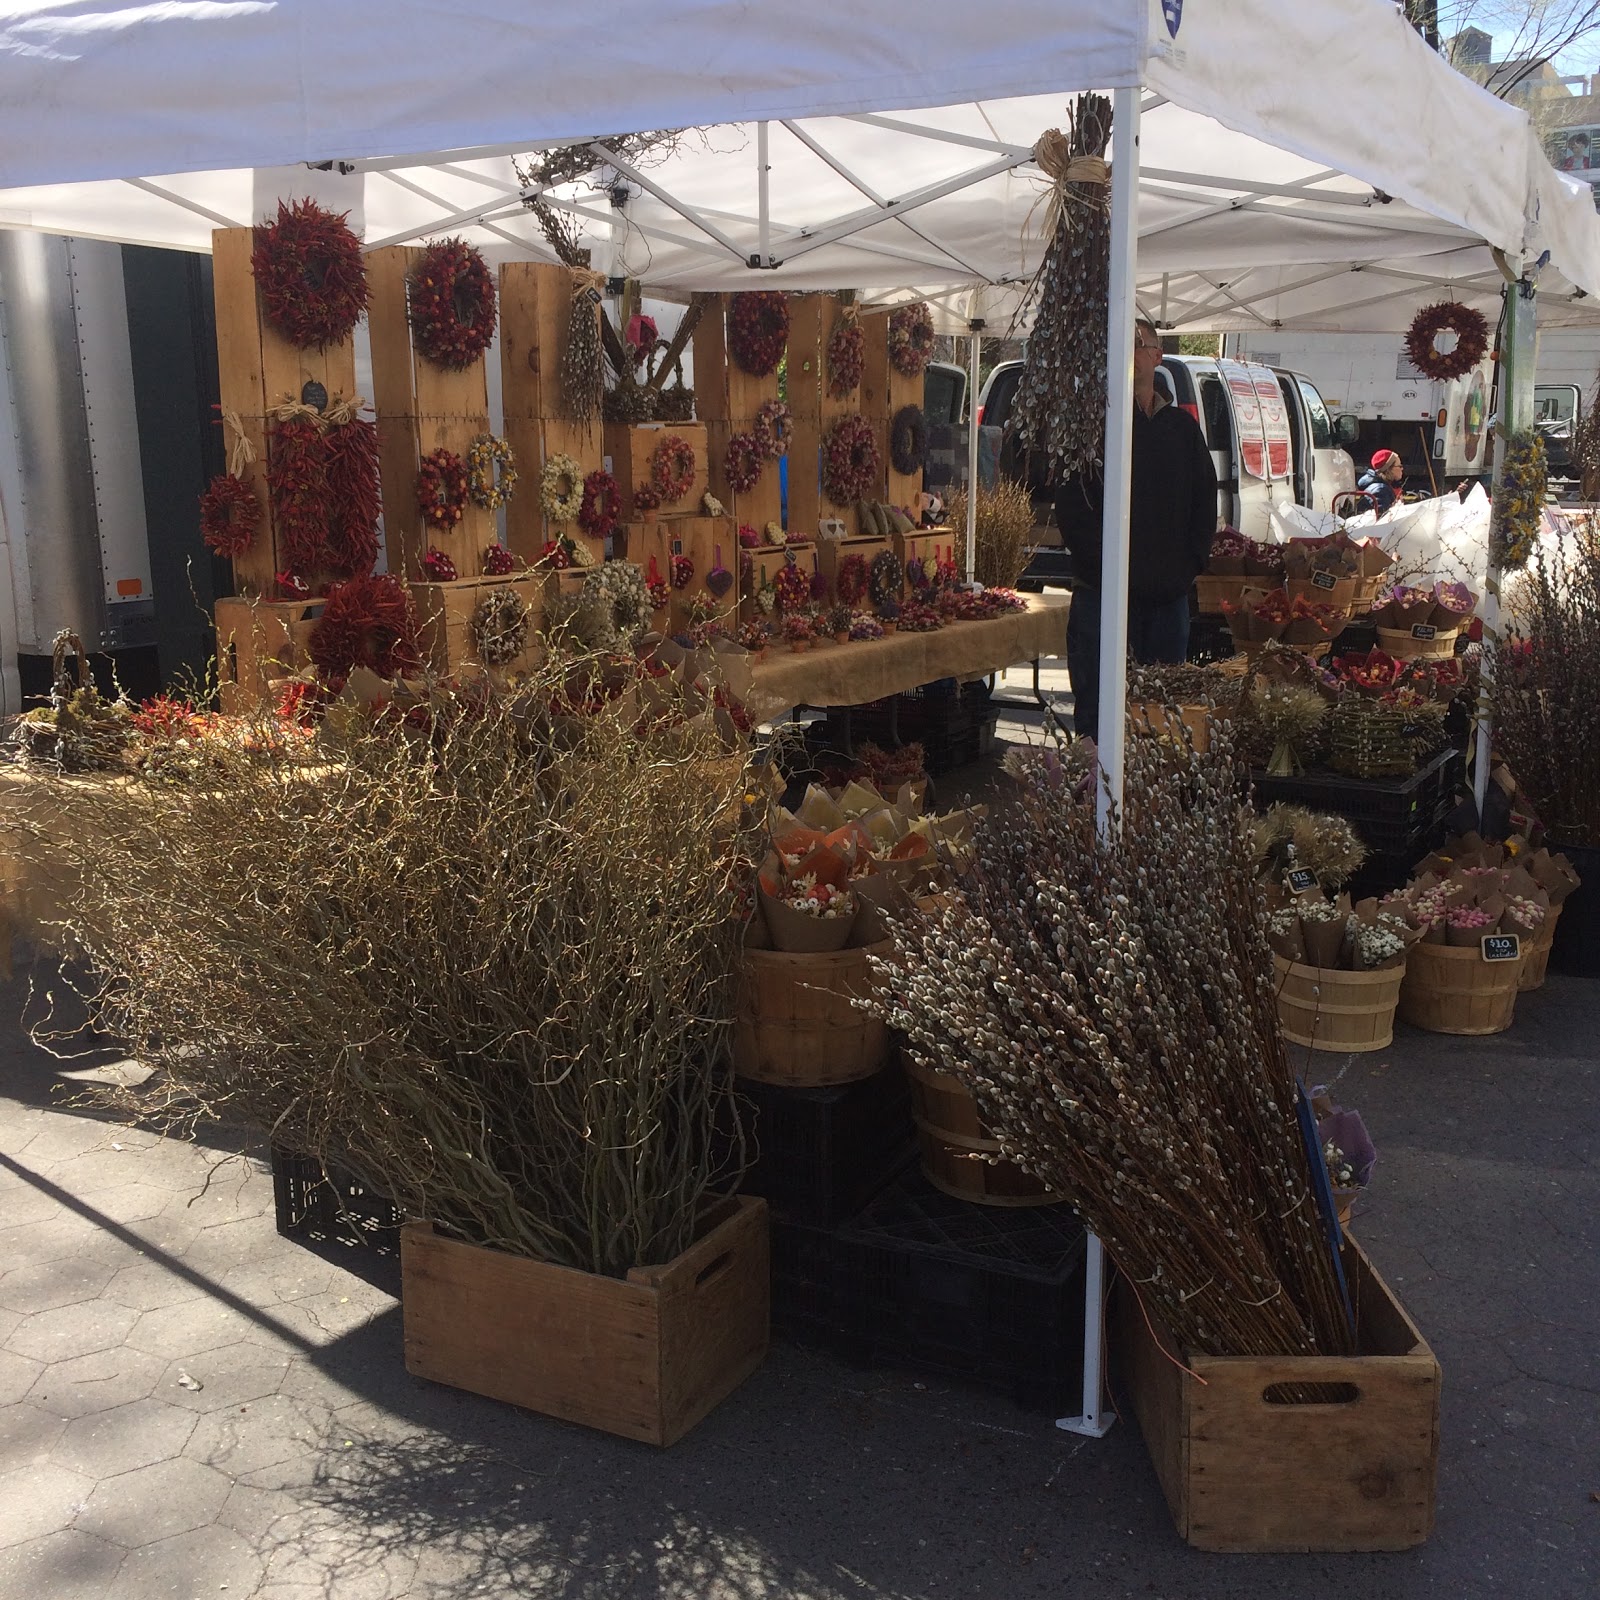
[411,573,543,677]
[705,418,785,535]
[1115,1237,1440,1552]
[210,228,359,596]
[818,536,891,608]
[500,416,606,564]
[401,1196,769,1446]
[498,260,602,422]
[367,245,496,584]
[692,293,783,423]
[605,422,710,522]
[860,309,921,511]
[639,517,739,634]
[213,595,323,712]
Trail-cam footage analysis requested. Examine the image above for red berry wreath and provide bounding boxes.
[827,313,865,397]
[198,473,261,559]
[408,239,497,371]
[1404,300,1489,383]
[417,448,469,531]
[728,291,789,377]
[578,469,623,540]
[835,553,869,607]
[651,434,698,503]
[888,302,936,378]
[822,414,882,505]
[251,198,368,351]
[723,430,764,494]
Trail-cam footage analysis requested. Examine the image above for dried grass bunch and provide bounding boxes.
[37,656,758,1276]
[1251,804,1367,891]
[944,481,1036,591]
[1493,522,1600,842]
[869,720,1352,1359]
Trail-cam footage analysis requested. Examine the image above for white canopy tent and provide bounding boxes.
[3,0,1597,1435]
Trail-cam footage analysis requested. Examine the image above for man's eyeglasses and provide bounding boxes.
[1133,336,1161,352]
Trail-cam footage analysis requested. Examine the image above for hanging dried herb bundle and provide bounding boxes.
[869,720,1353,1359]
[1010,95,1113,479]
[1240,681,1328,775]
[561,275,606,428]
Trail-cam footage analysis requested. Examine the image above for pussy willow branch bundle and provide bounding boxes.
[1494,522,1600,842]
[34,658,756,1277]
[870,719,1353,1358]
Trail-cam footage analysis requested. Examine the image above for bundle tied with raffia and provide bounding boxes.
[1009,97,1113,478]
[867,718,1354,1360]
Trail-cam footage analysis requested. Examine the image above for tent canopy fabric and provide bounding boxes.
[0,0,1597,330]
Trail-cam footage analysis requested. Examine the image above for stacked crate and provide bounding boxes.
[694,295,784,536]
[861,309,923,515]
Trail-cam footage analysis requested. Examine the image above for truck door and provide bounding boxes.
[1276,373,1311,506]
[1217,359,1283,537]
[1193,368,1239,529]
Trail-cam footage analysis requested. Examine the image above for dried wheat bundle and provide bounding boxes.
[869,721,1353,1359]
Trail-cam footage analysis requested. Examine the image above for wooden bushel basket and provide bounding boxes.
[1397,939,1521,1035]
[733,943,888,1086]
[1128,701,1211,754]
[1116,1236,1439,1552]
[1517,902,1562,992]
[1375,625,1460,661]
[1273,955,1405,1053]
[401,1195,769,1447]
[903,1056,1058,1207]
[1194,574,1252,615]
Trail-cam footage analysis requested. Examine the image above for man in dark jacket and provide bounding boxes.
[1053,320,1218,741]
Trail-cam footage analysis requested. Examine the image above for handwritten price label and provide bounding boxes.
[1287,869,1318,893]
[1481,933,1521,963]
[1312,570,1338,591]
[1411,623,1437,641]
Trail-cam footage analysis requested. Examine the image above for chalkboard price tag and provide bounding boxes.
[300,378,328,413]
[1411,623,1437,641]
[1310,570,1338,591]
[1481,933,1521,963]
[1287,868,1318,893]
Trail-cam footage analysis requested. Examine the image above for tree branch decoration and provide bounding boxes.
[1011,95,1113,478]
[408,239,497,371]
[1404,300,1489,383]
[251,198,368,351]
[561,273,606,427]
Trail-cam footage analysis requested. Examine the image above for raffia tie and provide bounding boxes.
[568,266,605,304]
[220,408,256,478]
[266,392,370,430]
[1031,129,1111,238]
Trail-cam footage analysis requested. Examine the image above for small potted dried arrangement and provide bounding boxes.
[1313,1088,1377,1228]
[781,612,815,653]
[825,602,854,645]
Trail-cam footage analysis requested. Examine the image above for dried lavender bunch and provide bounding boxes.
[1493,522,1600,841]
[870,721,1353,1360]
[1009,95,1112,479]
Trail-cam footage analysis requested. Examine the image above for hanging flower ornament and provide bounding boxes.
[578,469,623,541]
[198,474,261,559]
[471,585,532,666]
[1404,300,1490,383]
[869,549,904,609]
[774,555,812,613]
[483,544,520,576]
[827,310,865,396]
[416,447,468,530]
[1491,429,1547,572]
[645,557,671,612]
[723,430,764,494]
[670,552,695,590]
[835,553,869,607]
[650,433,698,503]
[421,547,458,583]
[822,414,882,505]
[728,290,789,377]
[251,198,368,351]
[408,238,498,371]
[753,398,794,459]
[888,302,936,378]
[466,435,517,510]
[890,404,928,475]
[632,481,663,515]
[540,452,584,524]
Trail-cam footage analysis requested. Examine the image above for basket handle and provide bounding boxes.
[51,630,90,696]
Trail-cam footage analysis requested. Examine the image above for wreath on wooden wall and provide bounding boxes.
[408,239,498,370]
[251,198,368,351]
[541,453,584,524]
[822,415,881,505]
[890,404,927,475]
[466,435,517,510]
[728,291,789,377]
[1404,300,1489,382]
[578,469,623,540]
[417,447,469,530]
[827,312,865,397]
[308,573,419,681]
[723,430,764,494]
[753,398,793,459]
[198,474,261,559]
[650,434,698,503]
[888,303,936,378]
[471,585,532,666]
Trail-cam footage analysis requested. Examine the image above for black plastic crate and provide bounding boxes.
[270,1146,406,1256]
[735,1065,916,1227]
[1248,745,1465,859]
[780,1169,1088,1409]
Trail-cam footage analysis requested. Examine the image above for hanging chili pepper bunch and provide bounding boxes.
[251,198,368,351]
[417,448,469,531]
[1011,94,1113,477]
[198,474,260,559]
[408,239,497,370]
[728,291,789,377]
[321,406,381,577]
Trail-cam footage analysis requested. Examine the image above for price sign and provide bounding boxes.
[1411,623,1437,641]
[1481,933,1522,963]
[1312,570,1338,591]
[300,379,328,413]
[1287,869,1318,893]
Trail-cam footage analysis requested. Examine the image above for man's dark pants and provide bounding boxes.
[1066,591,1191,743]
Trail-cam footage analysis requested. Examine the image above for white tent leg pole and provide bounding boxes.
[966,320,983,579]
[1475,278,1534,820]
[757,121,771,267]
[1058,82,1141,1443]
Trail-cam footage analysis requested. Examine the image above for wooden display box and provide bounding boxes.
[401,1195,770,1446]
[860,309,922,510]
[705,418,784,534]
[214,595,323,712]
[818,536,892,607]
[642,516,739,634]
[411,573,543,677]
[1115,1236,1439,1552]
[605,422,709,521]
[498,260,603,422]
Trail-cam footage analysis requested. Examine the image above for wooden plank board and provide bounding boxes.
[213,595,322,711]
[786,295,824,423]
[366,245,423,583]
[692,296,732,422]
[400,1196,768,1446]
[413,331,491,580]
[606,422,709,523]
[819,297,862,425]
[788,414,823,543]
[411,572,543,676]
[642,515,739,634]
[209,229,276,596]
[863,307,925,512]
[705,419,783,536]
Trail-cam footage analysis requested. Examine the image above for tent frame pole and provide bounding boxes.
[966,306,983,580]
[1057,81,1142,1442]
